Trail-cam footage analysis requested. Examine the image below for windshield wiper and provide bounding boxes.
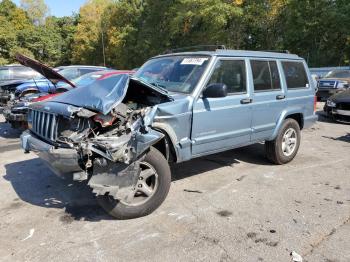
[150,82,166,89]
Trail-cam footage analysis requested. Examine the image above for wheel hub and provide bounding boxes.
[282,128,297,157]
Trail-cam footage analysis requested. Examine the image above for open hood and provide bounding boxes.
[15,53,75,88]
[48,74,172,115]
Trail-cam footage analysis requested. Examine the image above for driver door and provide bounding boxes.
[191,58,253,156]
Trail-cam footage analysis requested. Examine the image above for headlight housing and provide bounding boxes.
[326,99,336,107]
[337,80,349,88]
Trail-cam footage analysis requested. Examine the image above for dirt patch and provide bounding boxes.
[216,210,233,217]
[183,189,203,194]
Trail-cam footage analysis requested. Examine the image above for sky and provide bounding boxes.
[13,0,86,17]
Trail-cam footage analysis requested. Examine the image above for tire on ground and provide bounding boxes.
[265,118,301,165]
[97,147,171,219]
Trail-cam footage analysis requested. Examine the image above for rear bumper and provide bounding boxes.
[304,114,318,129]
[21,130,83,177]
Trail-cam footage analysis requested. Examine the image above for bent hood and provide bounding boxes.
[48,75,172,115]
[15,53,75,88]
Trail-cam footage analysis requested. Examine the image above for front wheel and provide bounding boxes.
[265,118,301,164]
[97,147,171,219]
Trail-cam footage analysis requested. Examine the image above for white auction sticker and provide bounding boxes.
[181,57,208,65]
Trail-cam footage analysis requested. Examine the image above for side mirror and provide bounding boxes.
[202,83,227,98]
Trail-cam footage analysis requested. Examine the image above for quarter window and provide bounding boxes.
[282,61,309,89]
[207,60,246,94]
[251,60,281,91]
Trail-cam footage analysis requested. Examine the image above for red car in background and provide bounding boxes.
[3,54,134,129]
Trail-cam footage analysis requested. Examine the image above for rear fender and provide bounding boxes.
[268,108,304,141]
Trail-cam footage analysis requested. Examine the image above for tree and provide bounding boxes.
[71,0,113,65]
[20,0,49,25]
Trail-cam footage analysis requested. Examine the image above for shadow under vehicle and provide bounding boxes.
[20,48,317,219]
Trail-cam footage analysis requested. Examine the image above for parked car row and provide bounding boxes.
[0,63,108,108]
[312,68,350,123]
[2,54,134,129]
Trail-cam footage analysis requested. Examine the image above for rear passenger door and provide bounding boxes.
[191,58,253,156]
[250,59,286,141]
[281,61,313,118]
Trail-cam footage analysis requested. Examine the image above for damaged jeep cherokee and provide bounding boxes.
[21,49,317,219]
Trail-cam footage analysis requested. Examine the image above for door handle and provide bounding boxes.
[240,98,252,104]
[276,95,286,100]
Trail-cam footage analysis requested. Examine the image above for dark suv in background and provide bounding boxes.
[317,69,350,101]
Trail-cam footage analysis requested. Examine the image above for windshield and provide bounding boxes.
[0,69,10,80]
[134,55,210,93]
[58,72,104,89]
[58,68,80,80]
[324,70,350,78]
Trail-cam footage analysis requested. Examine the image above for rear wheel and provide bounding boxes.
[97,147,171,219]
[265,118,301,164]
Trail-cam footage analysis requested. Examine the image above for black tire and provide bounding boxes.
[265,118,301,165]
[97,147,171,219]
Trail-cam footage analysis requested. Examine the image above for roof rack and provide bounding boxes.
[163,45,226,54]
[262,50,290,54]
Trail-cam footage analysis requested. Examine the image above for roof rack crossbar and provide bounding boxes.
[163,45,226,54]
[261,50,290,54]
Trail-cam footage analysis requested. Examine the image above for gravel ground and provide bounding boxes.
[0,103,349,262]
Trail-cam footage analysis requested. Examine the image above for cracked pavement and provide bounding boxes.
[0,103,349,262]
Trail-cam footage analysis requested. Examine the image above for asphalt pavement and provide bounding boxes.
[0,103,349,262]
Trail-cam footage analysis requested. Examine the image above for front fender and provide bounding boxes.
[135,129,164,156]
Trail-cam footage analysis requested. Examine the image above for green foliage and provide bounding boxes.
[0,0,349,68]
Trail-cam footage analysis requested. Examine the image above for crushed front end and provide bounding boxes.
[21,74,171,203]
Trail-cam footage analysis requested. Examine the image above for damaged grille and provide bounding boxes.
[30,110,58,141]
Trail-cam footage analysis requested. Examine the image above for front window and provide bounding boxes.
[207,59,246,94]
[135,55,210,93]
[324,70,350,79]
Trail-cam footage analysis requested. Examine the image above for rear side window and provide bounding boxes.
[208,60,246,94]
[251,60,281,91]
[282,61,309,89]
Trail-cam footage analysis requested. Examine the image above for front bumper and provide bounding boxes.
[3,109,27,122]
[323,104,350,123]
[21,130,83,177]
[0,94,11,106]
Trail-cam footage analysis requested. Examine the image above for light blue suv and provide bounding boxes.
[21,49,317,219]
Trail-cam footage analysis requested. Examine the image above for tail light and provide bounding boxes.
[314,96,317,112]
